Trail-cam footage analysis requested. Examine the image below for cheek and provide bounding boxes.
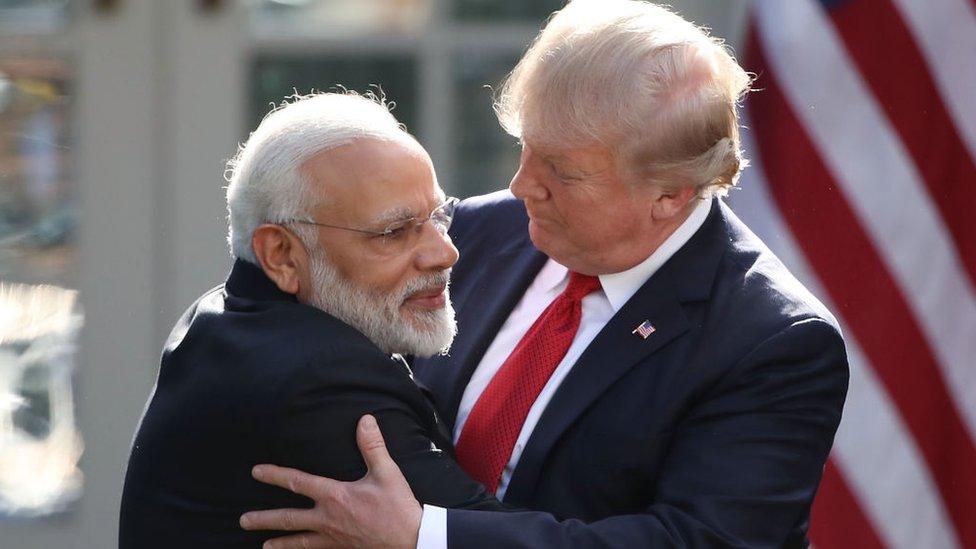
[328,248,403,291]
[552,192,615,240]
[366,256,416,297]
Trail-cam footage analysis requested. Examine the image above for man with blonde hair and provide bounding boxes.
[242,1,848,547]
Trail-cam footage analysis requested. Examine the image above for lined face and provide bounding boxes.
[297,137,459,356]
[508,139,662,275]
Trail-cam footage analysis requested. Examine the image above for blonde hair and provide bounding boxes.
[495,0,753,195]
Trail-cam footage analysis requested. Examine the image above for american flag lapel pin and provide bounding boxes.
[632,320,656,339]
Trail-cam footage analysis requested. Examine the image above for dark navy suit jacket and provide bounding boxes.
[119,260,501,548]
[412,191,849,548]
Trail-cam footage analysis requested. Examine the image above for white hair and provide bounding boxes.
[306,244,456,357]
[495,0,753,195]
[225,92,410,263]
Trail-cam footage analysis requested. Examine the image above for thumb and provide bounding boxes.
[357,414,395,474]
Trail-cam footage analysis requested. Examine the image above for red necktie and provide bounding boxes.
[455,271,602,494]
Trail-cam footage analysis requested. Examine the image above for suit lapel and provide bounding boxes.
[439,243,548,431]
[503,198,729,505]
[503,269,690,503]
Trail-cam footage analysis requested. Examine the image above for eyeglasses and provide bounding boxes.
[282,197,459,255]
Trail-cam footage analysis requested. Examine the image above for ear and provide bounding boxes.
[650,185,698,221]
[251,224,308,296]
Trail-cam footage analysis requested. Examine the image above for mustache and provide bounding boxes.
[401,270,451,299]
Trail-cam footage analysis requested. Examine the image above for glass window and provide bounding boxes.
[0,58,75,287]
[452,50,521,198]
[0,0,70,33]
[246,1,553,199]
[250,54,419,136]
[450,0,564,22]
[248,0,432,36]
[0,55,82,517]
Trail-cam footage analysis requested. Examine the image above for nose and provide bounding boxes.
[415,223,459,272]
[509,147,549,202]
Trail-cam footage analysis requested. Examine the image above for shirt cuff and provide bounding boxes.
[416,504,448,549]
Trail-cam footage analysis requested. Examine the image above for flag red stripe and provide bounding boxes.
[810,460,886,549]
[747,32,976,549]
[827,0,976,290]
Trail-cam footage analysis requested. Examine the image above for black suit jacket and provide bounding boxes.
[119,260,500,548]
[412,191,849,548]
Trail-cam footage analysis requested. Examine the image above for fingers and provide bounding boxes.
[262,532,332,549]
[252,464,338,498]
[356,414,396,474]
[240,508,316,532]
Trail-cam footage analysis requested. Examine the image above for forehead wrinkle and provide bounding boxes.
[544,148,613,175]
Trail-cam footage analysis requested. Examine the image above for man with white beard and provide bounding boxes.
[118,92,506,548]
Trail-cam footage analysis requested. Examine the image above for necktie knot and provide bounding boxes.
[564,272,601,302]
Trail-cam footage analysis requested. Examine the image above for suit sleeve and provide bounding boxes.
[270,347,506,512]
[446,318,850,548]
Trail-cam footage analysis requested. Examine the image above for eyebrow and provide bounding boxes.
[544,153,586,172]
[546,156,586,176]
[542,152,569,164]
[370,206,416,226]
[546,154,609,178]
[368,195,448,227]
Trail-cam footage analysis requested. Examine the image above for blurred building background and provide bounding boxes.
[1,0,973,548]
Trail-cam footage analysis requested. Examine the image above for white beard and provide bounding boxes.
[305,247,457,358]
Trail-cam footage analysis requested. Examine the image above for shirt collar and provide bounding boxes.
[601,197,712,311]
[537,256,572,294]
[541,197,713,311]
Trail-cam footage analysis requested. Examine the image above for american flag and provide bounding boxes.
[632,320,656,339]
[736,0,976,547]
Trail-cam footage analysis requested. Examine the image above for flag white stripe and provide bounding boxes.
[832,345,961,549]
[754,0,976,442]
[733,125,962,549]
[889,0,976,164]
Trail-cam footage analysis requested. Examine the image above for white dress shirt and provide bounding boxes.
[417,198,712,549]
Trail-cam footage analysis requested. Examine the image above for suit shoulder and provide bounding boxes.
[451,190,529,250]
[169,289,391,383]
[267,306,395,374]
[702,214,849,397]
[457,189,518,209]
[713,205,841,336]
[260,308,416,392]
[162,283,226,354]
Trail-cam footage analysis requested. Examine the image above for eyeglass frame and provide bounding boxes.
[279,196,459,239]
